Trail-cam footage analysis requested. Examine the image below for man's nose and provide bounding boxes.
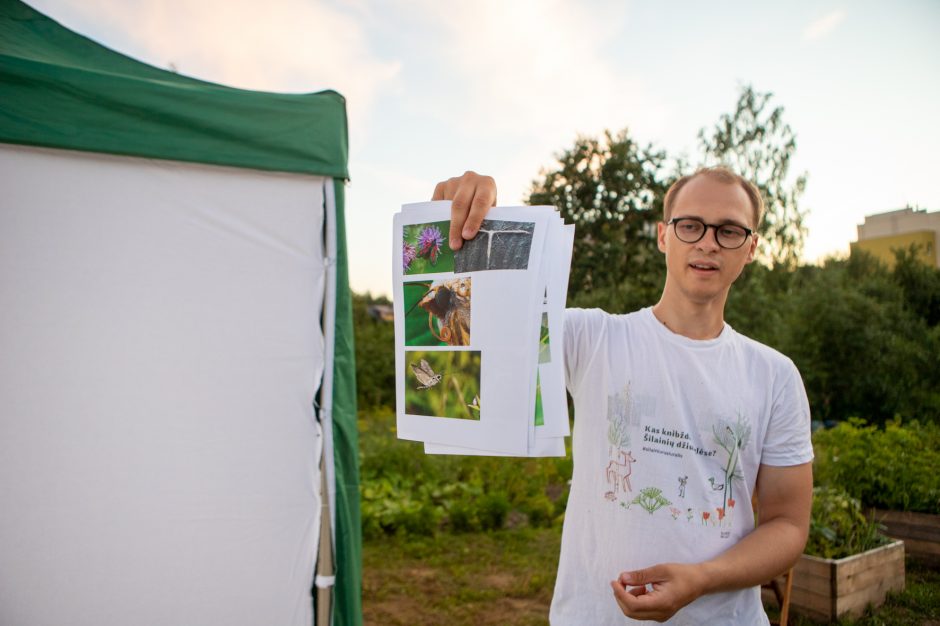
[695,225,722,251]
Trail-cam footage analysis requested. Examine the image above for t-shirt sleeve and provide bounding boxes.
[761,361,814,466]
[563,308,607,397]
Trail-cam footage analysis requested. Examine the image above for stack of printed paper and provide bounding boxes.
[393,201,573,457]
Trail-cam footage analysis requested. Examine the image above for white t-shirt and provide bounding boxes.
[550,308,813,625]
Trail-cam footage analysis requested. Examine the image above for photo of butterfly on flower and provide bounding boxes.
[404,350,481,420]
[402,220,455,275]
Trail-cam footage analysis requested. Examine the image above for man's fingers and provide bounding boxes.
[619,565,666,587]
[611,581,671,621]
[462,175,496,239]
[449,183,474,250]
[429,171,498,250]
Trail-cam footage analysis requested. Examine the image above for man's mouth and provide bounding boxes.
[689,262,719,272]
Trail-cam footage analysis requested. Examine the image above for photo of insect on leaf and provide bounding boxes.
[402,220,455,275]
[405,350,481,420]
[403,278,471,347]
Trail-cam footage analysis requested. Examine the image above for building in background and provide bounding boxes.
[853,207,940,268]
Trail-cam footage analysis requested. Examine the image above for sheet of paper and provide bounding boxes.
[426,223,572,457]
[424,436,566,457]
[394,202,554,454]
[536,223,574,439]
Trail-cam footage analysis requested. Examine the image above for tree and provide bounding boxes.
[525,128,672,309]
[699,85,808,266]
[352,292,396,411]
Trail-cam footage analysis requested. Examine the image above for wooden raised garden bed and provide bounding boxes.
[788,540,905,622]
[872,508,940,565]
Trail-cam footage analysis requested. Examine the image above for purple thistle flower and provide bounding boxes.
[417,225,443,265]
[402,241,417,271]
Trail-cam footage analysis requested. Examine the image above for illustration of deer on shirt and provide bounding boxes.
[604,384,638,502]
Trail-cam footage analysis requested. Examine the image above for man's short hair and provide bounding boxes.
[663,167,764,229]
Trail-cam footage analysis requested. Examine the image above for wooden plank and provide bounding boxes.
[901,537,940,557]
[873,509,940,543]
[836,556,904,595]
[789,541,908,622]
[793,554,831,578]
[835,573,905,619]
[833,541,904,578]
[874,509,940,527]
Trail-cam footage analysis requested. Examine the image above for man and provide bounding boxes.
[431,169,813,624]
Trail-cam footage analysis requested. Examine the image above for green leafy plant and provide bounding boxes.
[805,486,891,560]
[359,412,573,538]
[813,418,940,514]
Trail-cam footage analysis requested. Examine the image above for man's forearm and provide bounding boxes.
[696,514,808,595]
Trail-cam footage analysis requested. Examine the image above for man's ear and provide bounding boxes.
[657,222,667,253]
[745,234,758,264]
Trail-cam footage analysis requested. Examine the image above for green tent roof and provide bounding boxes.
[0,0,349,178]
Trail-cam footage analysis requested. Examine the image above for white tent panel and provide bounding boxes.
[0,145,327,626]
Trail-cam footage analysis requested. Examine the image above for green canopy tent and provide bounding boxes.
[0,1,361,624]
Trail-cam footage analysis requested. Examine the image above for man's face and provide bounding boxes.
[657,175,758,306]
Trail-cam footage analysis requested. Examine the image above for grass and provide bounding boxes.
[364,527,940,626]
[363,527,561,626]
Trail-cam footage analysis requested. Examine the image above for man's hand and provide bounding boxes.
[431,171,497,250]
[609,563,707,622]
[608,462,812,621]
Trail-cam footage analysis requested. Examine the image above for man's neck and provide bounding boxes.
[651,295,727,340]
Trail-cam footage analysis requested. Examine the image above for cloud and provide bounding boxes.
[803,9,846,41]
[29,0,401,146]
[399,0,667,157]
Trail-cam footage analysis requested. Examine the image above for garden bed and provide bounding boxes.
[789,540,905,622]
[872,508,940,565]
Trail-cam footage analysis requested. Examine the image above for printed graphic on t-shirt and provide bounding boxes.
[602,383,752,538]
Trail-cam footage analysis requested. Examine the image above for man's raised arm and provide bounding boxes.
[431,171,497,250]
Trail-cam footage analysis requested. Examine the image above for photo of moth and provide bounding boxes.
[410,359,443,390]
[404,350,482,420]
[417,277,471,346]
[403,277,472,347]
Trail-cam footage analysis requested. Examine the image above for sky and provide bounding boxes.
[25,0,940,297]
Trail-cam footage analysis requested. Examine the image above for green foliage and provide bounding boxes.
[352,292,395,411]
[525,128,672,304]
[813,418,940,514]
[699,85,808,267]
[805,486,890,559]
[721,248,940,425]
[778,252,940,423]
[359,411,572,538]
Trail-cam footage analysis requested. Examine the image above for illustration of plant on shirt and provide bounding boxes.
[712,415,752,521]
[606,384,634,454]
[604,384,639,502]
[629,486,672,515]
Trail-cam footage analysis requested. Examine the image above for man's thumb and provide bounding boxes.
[620,565,663,586]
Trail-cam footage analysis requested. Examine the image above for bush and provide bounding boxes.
[813,418,940,514]
[806,486,890,559]
[359,411,573,537]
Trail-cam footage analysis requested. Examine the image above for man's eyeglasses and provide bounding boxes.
[666,217,753,250]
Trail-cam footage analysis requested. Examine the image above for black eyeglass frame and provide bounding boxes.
[666,217,754,250]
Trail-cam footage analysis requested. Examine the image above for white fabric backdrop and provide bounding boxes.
[0,144,326,626]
